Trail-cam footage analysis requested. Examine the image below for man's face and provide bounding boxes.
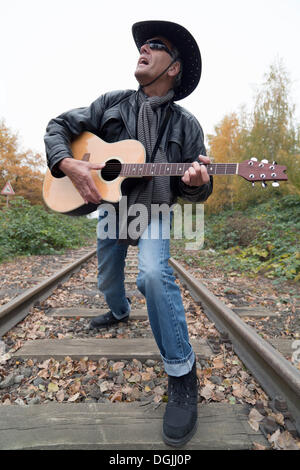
[135,36,174,86]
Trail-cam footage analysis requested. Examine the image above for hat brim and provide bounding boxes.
[132,20,201,101]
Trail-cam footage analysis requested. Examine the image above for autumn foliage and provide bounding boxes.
[0,121,45,207]
[206,59,300,213]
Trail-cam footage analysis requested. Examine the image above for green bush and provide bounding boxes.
[0,197,97,262]
[202,195,300,281]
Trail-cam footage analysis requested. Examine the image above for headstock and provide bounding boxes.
[238,158,288,187]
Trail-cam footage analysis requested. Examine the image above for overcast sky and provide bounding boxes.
[1,0,300,159]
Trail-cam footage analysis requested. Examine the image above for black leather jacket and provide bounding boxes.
[44,89,213,203]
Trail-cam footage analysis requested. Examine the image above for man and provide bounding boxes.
[44,20,213,447]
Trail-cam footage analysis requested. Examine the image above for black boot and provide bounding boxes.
[89,298,131,329]
[163,361,198,447]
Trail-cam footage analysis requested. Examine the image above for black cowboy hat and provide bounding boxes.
[132,20,202,101]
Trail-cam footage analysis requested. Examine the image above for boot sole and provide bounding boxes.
[89,317,129,329]
[162,420,198,448]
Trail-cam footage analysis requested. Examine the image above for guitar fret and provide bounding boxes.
[122,162,238,176]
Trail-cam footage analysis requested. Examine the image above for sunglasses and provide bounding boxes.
[141,39,174,57]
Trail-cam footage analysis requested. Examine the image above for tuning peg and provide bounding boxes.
[261,181,267,188]
[272,161,277,165]
[252,182,255,188]
[261,159,269,164]
[272,181,280,187]
[251,157,258,162]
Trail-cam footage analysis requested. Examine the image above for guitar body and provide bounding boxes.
[43,132,146,215]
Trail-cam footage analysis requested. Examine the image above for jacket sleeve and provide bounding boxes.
[44,97,107,177]
[177,113,213,203]
[44,90,133,178]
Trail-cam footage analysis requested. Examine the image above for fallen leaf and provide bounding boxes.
[239,371,250,381]
[3,398,12,405]
[56,390,65,402]
[113,361,125,372]
[68,379,81,394]
[128,373,141,383]
[48,382,59,393]
[273,412,285,427]
[213,390,225,401]
[38,359,51,370]
[68,392,80,402]
[141,372,152,381]
[232,383,244,398]
[200,384,215,400]
[110,391,123,402]
[201,368,212,378]
[0,353,11,364]
[78,358,88,371]
[153,386,164,396]
[153,394,162,404]
[232,383,251,399]
[121,385,132,395]
[213,358,224,369]
[252,442,267,450]
[38,368,49,379]
[222,379,232,388]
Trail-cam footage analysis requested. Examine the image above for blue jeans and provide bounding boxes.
[96,211,195,377]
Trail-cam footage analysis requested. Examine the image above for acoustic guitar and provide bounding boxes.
[43,132,288,216]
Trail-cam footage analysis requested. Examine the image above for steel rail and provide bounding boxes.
[0,249,97,337]
[169,257,300,434]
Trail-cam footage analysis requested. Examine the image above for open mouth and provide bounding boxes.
[139,56,149,66]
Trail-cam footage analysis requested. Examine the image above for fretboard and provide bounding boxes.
[120,162,238,177]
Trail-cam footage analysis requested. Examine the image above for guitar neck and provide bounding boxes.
[120,162,238,177]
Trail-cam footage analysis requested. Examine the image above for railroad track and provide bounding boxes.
[0,247,299,450]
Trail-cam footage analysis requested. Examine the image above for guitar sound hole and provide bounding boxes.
[101,159,122,181]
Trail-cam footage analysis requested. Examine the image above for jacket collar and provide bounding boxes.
[119,91,139,139]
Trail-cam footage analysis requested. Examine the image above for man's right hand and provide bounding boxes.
[58,158,105,204]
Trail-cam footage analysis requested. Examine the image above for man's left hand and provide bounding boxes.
[181,155,211,186]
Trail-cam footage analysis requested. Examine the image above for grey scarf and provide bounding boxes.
[119,89,174,245]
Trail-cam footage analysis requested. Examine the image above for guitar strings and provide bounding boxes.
[99,162,238,177]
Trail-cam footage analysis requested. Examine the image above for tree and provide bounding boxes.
[246,58,300,195]
[206,113,246,212]
[0,120,45,207]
